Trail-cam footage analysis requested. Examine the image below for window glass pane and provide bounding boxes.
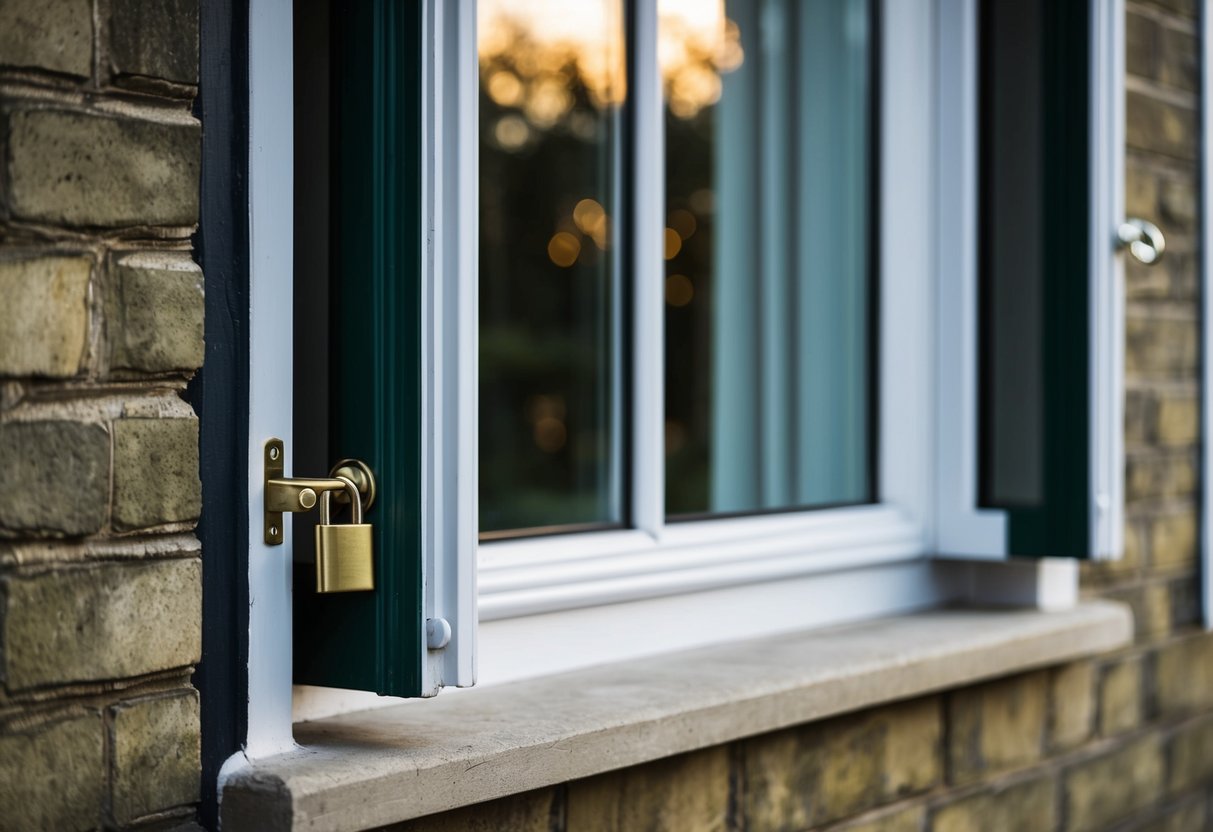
[661,0,874,517]
[478,0,627,535]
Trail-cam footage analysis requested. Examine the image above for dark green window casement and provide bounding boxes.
[976,0,1117,559]
[938,0,1130,562]
[293,0,425,696]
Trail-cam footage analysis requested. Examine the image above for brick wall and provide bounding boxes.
[384,3,1212,831]
[0,1,204,829]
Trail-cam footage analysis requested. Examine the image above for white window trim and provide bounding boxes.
[246,0,296,757]
[933,0,1007,558]
[276,0,1123,727]
[1088,0,1127,561]
[420,0,479,694]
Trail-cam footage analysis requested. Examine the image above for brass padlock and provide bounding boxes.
[315,477,375,593]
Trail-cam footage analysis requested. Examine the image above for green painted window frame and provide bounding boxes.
[977,0,1095,558]
[293,0,425,697]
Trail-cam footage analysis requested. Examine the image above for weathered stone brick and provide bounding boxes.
[568,747,729,832]
[1049,662,1094,751]
[1126,452,1196,502]
[1085,518,1144,585]
[1126,92,1198,160]
[1166,714,1213,795]
[1155,634,1213,715]
[948,672,1046,783]
[1126,316,1199,379]
[109,0,199,85]
[5,109,200,228]
[392,789,556,832]
[1159,176,1199,235]
[932,774,1056,832]
[1098,656,1143,736]
[1150,0,1198,19]
[1,558,202,689]
[1125,388,1152,447]
[0,714,104,830]
[112,418,201,530]
[1102,586,1152,644]
[108,252,204,373]
[1125,11,1156,80]
[0,421,109,536]
[1122,519,1145,570]
[1063,736,1164,832]
[1156,391,1199,445]
[842,805,924,832]
[1091,528,1145,587]
[1127,255,1172,300]
[1167,577,1201,631]
[744,697,941,830]
[1138,798,1208,832]
[0,256,90,377]
[1149,511,1197,572]
[111,691,201,823]
[1141,581,1173,639]
[1156,26,1199,93]
[0,0,92,76]
[1167,249,1200,301]
[860,698,941,797]
[1125,168,1159,237]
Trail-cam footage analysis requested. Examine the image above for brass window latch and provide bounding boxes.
[263,438,377,593]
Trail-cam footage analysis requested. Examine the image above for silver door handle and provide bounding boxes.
[1117,218,1165,265]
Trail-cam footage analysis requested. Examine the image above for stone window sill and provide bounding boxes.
[220,601,1131,832]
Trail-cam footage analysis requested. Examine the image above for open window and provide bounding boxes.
[935,0,1126,561]
[265,0,1132,724]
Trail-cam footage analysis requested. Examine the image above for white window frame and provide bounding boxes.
[266,0,1125,728]
[469,0,941,688]
[246,0,296,756]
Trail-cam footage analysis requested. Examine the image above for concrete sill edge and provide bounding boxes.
[219,600,1132,832]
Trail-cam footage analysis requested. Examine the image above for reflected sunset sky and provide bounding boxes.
[479,0,743,119]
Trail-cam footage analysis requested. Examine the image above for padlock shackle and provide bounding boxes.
[320,476,362,525]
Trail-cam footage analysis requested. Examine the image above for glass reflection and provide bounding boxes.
[662,0,874,516]
[478,0,626,535]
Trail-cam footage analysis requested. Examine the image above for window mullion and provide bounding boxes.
[630,0,666,539]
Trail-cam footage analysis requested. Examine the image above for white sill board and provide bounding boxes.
[220,601,1132,832]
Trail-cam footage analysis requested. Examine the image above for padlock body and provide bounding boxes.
[315,523,375,592]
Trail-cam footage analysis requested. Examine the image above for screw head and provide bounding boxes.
[298,488,317,510]
[269,445,280,461]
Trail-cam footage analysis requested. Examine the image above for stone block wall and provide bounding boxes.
[385,2,1213,831]
[0,0,204,828]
